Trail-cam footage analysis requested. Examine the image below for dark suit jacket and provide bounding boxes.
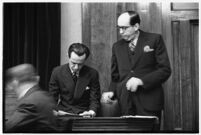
[49,64,100,114]
[5,85,58,133]
[110,30,171,113]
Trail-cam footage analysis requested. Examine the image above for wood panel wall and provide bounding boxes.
[82,3,118,92]
[82,2,198,132]
[172,20,198,132]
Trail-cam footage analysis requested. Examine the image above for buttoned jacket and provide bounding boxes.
[49,64,100,114]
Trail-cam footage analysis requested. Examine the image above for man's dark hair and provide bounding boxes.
[68,43,90,59]
[6,64,38,83]
[127,11,141,25]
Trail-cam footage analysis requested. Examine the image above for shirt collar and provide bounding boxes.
[68,65,79,77]
[130,30,140,43]
[18,84,36,99]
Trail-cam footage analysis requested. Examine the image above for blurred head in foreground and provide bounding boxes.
[6,63,39,99]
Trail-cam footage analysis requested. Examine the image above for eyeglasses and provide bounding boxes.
[117,26,133,31]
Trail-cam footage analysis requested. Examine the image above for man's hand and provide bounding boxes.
[126,77,143,92]
[101,92,114,104]
[79,110,96,118]
[53,110,58,116]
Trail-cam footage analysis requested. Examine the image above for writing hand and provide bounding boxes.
[79,110,96,118]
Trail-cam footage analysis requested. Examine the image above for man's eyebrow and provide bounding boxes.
[71,61,83,65]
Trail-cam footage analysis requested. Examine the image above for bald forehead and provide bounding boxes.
[117,12,130,26]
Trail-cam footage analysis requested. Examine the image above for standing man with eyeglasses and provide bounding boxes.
[101,11,171,124]
[49,43,101,118]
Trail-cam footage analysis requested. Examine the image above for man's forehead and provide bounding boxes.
[70,52,86,63]
[117,13,130,26]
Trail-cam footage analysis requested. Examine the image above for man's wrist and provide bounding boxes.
[138,78,144,86]
[89,110,96,116]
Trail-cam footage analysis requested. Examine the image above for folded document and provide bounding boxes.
[57,110,82,117]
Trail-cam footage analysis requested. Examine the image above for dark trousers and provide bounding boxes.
[118,90,162,130]
[56,116,73,132]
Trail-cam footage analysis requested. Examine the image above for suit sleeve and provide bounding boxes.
[49,68,60,104]
[89,71,101,113]
[140,35,171,89]
[109,44,120,96]
[6,103,37,132]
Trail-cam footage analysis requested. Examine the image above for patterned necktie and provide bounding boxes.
[72,72,77,83]
[129,40,136,54]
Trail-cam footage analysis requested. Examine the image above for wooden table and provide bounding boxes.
[66,116,159,132]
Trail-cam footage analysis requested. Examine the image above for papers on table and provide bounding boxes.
[57,110,82,117]
[121,115,159,120]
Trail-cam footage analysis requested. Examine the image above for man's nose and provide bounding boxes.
[74,64,79,70]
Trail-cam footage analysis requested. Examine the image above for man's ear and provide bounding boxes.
[35,76,40,82]
[134,23,140,31]
[67,52,69,58]
[6,79,18,90]
[12,79,19,86]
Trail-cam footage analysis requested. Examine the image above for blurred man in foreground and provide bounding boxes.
[5,64,58,133]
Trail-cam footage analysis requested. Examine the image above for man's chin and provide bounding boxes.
[122,37,129,41]
[123,38,129,41]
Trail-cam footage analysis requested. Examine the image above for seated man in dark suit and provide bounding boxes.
[49,43,101,117]
[5,64,58,133]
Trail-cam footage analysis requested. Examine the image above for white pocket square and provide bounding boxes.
[144,45,154,52]
[86,86,90,90]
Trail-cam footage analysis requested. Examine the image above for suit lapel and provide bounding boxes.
[120,40,133,70]
[63,64,76,93]
[73,66,90,100]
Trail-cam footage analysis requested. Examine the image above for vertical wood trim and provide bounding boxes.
[81,3,91,65]
[172,21,183,130]
[179,20,193,131]
[190,21,199,132]
[116,3,126,40]
[149,3,162,33]
[137,3,150,32]
[161,2,174,130]
[82,3,91,46]
[172,20,198,131]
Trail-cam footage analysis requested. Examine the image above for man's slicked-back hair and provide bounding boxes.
[127,11,141,25]
[68,43,90,59]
